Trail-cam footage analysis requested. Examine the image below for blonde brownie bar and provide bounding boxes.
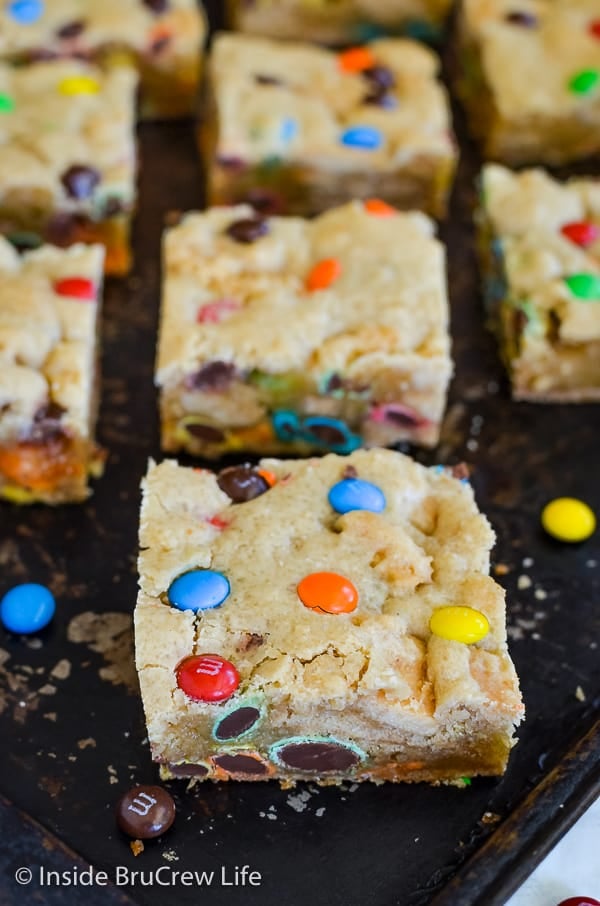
[156,201,452,457]
[228,0,452,45]
[0,59,137,275]
[0,238,105,504]
[135,453,524,784]
[457,0,600,166]
[0,0,206,119]
[202,33,457,219]
[478,165,600,401]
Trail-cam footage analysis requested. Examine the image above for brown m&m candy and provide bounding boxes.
[115,785,175,839]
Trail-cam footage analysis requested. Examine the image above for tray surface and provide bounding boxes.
[0,3,599,904]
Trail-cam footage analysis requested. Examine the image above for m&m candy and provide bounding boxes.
[561,221,600,247]
[541,498,596,543]
[569,69,600,95]
[0,94,15,114]
[429,606,490,644]
[58,75,100,96]
[176,654,239,702]
[1,583,55,634]
[297,572,358,614]
[305,258,342,292]
[340,126,383,150]
[53,277,96,300]
[556,898,600,906]
[328,478,386,515]
[564,274,600,300]
[167,569,230,612]
[8,0,43,24]
[338,46,376,73]
[364,198,396,217]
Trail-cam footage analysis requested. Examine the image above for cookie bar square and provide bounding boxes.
[156,201,452,457]
[457,0,600,166]
[478,165,600,401]
[0,238,105,504]
[228,0,452,45]
[0,59,137,274]
[201,33,457,219]
[135,453,524,784]
[0,0,206,119]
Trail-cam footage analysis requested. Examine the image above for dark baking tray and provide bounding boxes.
[1,3,599,904]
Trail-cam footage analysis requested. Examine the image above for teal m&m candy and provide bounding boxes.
[1,583,55,634]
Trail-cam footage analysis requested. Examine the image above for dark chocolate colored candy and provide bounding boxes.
[217,465,269,503]
[103,196,126,217]
[45,212,88,246]
[184,424,225,443]
[115,785,175,839]
[305,422,347,446]
[213,754,269,776]
[242,187,286,217]
[384,408,420,428]
[217,155,247,172]
[187,361,236,392]
[143,0,170,13]
[166,763,209,779]
[29,402,67,443]
[226,217,270,244]
[215,706,261,741]
[60,165,101,200]
[56,19,86,39]
[363,87,397,108]
[254,73,283,86]
[505,10,538,26]
[277,741,360,772]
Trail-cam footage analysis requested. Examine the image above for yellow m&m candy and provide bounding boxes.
[541,497,596,543]
[429,606,490,644]
[58,76,100,97]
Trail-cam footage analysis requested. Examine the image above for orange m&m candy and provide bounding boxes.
[364,198,397,217]
[297,572,358,614]
[338,47,376,73]
[305,258,342,292]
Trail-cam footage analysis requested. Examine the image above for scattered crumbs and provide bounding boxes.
[0,649,10,667]
[259,811,266,818]
[586,559,597,568]
[162,850,179,862]
[414,837,420,843]
[68,755,77,763]
[481,812,501,826]
[47,752,57,759]
[124,731,130,738]
[470,414,484,436]
[340,797,347,802]
[591,641,597,650]
[43,712,57,722]
[25,638,43,650]
[575,686,586,702]
[50,659,71,681]
[493,563,510,576]
[38,684,57,696]
[466,439,478,452]
[130,840,144,857]
[107,765,119,785]
[522,557,534,568]
[287,789,312,813]
[315,807,326,817]
[534,588,548,601]
[532,632,541,641]
[348,783,359,793]
[77,738,96,750]
[18,701,27,708]
[534,611,547,620]
[487,380,499,394]
[517,575,532,590]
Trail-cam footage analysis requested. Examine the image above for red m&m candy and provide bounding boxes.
[556,898,600,906]
[53,277,96,300]
[176,654,239,702]
[561,221,600,247]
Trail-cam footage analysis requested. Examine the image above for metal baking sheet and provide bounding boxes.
[0,3,599,903]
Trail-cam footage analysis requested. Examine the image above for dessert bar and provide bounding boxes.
[478,165,600,401]
[456,0,600,166]
[228,0,452,45]
[0,238,105,504]
[156,201,452,457]
[135,452,524,784]
[0,0,206,119]
[0,58,138,274]
[202,33,457,219]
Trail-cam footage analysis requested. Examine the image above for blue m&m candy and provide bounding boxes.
[1,583,55,634]
[280,117,298,143]
[328,478,386,515]
[340,126,383,150]
[8,0,44,24]
[168,569,230,613]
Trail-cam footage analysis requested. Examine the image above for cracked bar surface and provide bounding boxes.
[228,0,452,44]
[0,237,105,504]
[478,165,600,401]
[135,453,524,784]
[456,0,600,166]
[0,0,206,119]
[202,33,457,219]
[156,201,452,457]
[0,58,137,274]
